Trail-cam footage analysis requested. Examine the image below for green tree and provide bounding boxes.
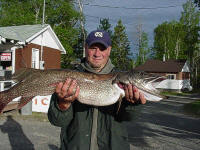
[0,0,82,69]
[0,0,36,25]
[194,0,200,8]
[153,21,187,60]
[97,18,112,37]
[135,31,150,66]
[180,0,200,59]
[73,27,87,59]
[180,0,200,88]
[111,19,133,71]
[171,22,187,59]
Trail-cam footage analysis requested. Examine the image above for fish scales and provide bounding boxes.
[0,68,166,113]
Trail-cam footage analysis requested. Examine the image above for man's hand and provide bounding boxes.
[124,84,146,104]
[56,78,80,110]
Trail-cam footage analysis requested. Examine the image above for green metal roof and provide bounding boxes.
[0,24,49,42]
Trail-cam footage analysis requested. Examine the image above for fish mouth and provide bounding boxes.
[116,82,167,101]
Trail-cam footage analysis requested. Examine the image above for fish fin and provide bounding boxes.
[1,101,19,113]
[116,94,123,114]
[139,89,165,101]
[17,96,34,110]
[12,68,38,82]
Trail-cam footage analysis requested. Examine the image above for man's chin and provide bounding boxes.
[91,60,102,66]
[91,64,102,69]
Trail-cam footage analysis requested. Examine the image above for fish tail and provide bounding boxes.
[0,91,14,113]
[0,102,6,113]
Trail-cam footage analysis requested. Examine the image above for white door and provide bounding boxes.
[32,49,39,69]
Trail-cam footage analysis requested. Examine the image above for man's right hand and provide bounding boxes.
[56,78,80,110]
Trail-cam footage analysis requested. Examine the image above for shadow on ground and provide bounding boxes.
[0,115,35,150]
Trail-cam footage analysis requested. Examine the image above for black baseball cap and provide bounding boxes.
[86,30,111,48]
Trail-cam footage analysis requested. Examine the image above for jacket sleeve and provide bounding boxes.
[47,93,73,127]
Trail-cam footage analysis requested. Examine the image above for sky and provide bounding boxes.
[78,0,188,56]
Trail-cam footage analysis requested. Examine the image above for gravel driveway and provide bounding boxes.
[0,95,199,150]
[0,111,60,150]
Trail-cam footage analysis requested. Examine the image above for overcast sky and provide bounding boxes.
[80,0,188,55]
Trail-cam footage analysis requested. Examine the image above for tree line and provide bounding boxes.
[0,0,199,89]
[153,0,200,89]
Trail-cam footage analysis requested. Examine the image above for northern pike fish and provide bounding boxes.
[0,68,166,113]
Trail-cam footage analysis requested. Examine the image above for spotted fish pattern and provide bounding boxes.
[0,68,166,113]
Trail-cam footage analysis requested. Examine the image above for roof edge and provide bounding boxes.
[26,24,66,54]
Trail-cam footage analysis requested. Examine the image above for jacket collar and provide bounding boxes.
[80,58,114,74]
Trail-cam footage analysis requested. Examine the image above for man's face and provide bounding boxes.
[85,43,111,71]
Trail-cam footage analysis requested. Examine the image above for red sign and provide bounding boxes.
[1,53,11,61]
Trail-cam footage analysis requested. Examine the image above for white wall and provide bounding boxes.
[182,61,190,72]
[12,95,51,113]
[30,29,60,50]
[32,95,51,113]
[156,79,191,90]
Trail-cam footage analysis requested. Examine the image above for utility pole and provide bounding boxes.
[40,0,46,68]
[77,0,86,57]
[42,0,46,25]
[136,24,143,63]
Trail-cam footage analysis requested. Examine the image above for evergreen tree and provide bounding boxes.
[111,19,133,71]
[97,18,112,37]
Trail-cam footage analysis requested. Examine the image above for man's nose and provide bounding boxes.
[94,48,101,56]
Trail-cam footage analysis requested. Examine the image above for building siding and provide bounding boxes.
[15,43,61,72]
[177,72,182,80]
[43,45,61,69]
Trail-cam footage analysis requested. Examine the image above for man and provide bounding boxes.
[48,30,146,150]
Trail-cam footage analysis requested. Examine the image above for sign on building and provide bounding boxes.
[1,53,11,61]
[32,95,51,113]
[13,95,51,113]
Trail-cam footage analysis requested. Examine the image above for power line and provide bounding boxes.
[85,15,135,27]
[85,4,182,10]
[74,2,182,10]
[85,14,117,22]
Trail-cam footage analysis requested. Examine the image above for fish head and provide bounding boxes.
[113,70,167,101]
[113,70,151,86]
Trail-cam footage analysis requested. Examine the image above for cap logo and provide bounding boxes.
[94,32,103,38]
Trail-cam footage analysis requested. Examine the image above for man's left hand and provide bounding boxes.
[124,84,146,104]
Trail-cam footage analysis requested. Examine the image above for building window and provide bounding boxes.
[167,74,176,80]
[32,48,40,69]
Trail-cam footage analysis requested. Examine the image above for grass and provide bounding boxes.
[161,90,200,117]
[1,110,48,122]
[161,91,191,97]
[191,88,200,94]
[161,88,200,97]
[183,99,200,117]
